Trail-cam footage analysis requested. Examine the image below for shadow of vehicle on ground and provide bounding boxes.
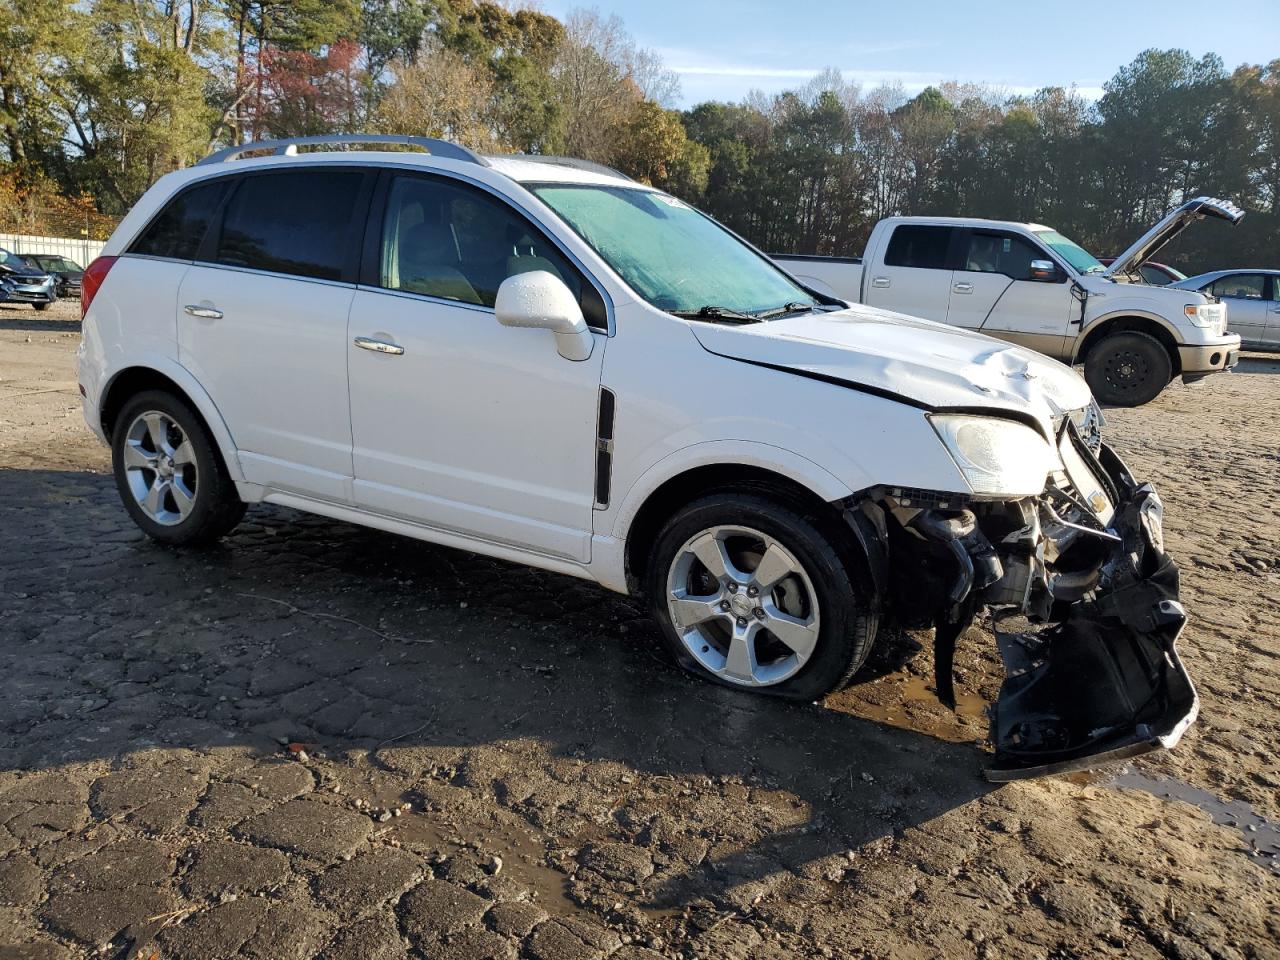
[0,466,996,915]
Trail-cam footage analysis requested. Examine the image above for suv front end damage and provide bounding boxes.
[851,419,1198,781]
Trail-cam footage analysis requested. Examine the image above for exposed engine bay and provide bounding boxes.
[848,418,1198,780]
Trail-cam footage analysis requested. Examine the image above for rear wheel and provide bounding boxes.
[111,390,245,544]
[645,493,877,700]
[1083,331,1172,407]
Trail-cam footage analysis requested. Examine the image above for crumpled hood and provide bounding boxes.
[691,302,1093,434]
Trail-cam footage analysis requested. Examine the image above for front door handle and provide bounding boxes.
[353,336,405,356]
[952,282,974,294]
[871,276,891,288]
[184,304,223,319]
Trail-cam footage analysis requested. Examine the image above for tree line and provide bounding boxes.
[0,0,1275,273]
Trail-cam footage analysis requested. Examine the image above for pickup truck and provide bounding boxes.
[774,198,1244,406]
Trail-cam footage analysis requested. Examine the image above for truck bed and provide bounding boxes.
[773,254,864,302]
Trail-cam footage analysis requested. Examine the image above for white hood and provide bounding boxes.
[692,302,1093,434]
[1102,196,1244,279]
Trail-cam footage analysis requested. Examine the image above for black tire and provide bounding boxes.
[1083,331,1173,407]
[111,389,246,545]
[33,301,50,311]
[644,492,878,701]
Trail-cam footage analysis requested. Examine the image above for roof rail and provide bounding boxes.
[197,134,490,167]
[501,155,633,182]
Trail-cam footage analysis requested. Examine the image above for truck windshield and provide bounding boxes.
[1033,230,1106,274]
[530,184,818,318]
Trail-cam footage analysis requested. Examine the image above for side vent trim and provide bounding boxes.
[594,387,616,508]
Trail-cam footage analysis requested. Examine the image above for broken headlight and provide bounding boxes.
[930,414,1057,497]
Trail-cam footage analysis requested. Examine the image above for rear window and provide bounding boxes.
[215,170,366,281]
[130,179,228,260]
[884,225,953,270]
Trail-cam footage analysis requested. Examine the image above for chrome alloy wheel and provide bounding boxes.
[665,525,820,687]
[122,411,199,526]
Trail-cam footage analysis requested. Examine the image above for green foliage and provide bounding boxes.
[3,2,1277,276]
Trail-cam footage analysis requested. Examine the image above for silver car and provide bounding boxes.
[1173,269,1280,352]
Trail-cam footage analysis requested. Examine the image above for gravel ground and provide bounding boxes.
[0,299,1277,959]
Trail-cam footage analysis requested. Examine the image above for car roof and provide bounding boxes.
[1176,268,1280,286]
[101,143,653,258]
[885,215,1051,232]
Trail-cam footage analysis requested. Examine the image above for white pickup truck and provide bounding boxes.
[775,197,1244,406]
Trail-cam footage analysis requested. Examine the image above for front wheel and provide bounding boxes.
[645,493,877,700]
[1083,331,1172,407]
[33,301,51,312]
[111,390,246,545]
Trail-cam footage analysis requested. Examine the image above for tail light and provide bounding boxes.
[80,256,118,319]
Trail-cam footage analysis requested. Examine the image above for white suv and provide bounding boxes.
[78,135,1197,779]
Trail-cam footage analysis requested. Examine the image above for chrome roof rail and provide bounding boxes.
[500,154,633,182]
[197,134,490,167]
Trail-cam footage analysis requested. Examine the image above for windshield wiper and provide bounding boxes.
[671,305,760,324]
[754,301,817,320]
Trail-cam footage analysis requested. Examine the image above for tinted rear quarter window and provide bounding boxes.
[216,169,366,281]
[130,179,228,260]
[884,225,953,269]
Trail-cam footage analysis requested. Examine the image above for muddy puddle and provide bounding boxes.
[1103,765,1280,875]
[833,671,989,745]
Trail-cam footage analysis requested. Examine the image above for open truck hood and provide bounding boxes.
[1102,196,1244,279]
[690,303,1093,433]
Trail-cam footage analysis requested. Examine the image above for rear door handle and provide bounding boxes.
[184,304,223,319]
[353,336,405,356]
[952,282,973,294]
[871,276,890,288]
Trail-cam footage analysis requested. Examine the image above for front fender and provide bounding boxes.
[609,439,854,542]
[1075,307,1187,362]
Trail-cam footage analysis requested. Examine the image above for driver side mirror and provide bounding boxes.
[495,270,594,362]
[1028,259,1059,282]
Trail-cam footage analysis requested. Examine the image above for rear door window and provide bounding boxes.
[884,225,954,270]
[130,179,229,260]
[214,169,367,281]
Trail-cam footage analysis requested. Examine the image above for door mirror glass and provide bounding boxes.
[1028,259,1058,282]
[495,270,593,361]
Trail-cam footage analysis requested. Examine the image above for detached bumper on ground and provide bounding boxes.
[864,429,1199,780]
[985,451,1198,780]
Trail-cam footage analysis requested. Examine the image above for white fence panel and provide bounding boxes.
[0,233,105,268]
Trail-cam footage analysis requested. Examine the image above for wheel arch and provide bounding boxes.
[99,363,245,483]
[616,455,872,598]
[1074,313,1183,375]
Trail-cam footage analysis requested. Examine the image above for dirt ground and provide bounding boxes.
[0,299,1277,960]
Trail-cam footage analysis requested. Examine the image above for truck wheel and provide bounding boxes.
[1083,331,1172,407]
[111,390,246,545]
[645,493,878,701]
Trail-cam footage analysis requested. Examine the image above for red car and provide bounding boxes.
[1097,257,1187,285]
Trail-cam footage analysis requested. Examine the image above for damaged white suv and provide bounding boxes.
[78,135,1197,779]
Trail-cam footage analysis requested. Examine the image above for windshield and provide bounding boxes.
[0,250,28,268]
[530,184,818,317]
[1033,230,1105,275]
[34,256,77,271]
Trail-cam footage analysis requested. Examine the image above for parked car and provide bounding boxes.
[77,135,1197,780]
[774,198,1244,406]
[1171,269,1280,352]
[1097,258,1186,286]
[18,253,84,299]
[0,247,57,310]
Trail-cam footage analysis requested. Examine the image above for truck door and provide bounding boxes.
[949,229,1075,361]
[863,224,957,324]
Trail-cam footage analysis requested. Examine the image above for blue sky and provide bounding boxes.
[538,0,1280,106]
